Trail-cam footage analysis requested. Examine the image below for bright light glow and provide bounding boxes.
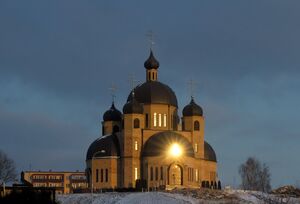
[169,143,182,157]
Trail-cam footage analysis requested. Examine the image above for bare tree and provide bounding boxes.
[0,150,17,185]
[239,157,271,192]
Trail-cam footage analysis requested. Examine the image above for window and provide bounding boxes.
[101,169,103,182]
[134,141,138,150]
[145,114,149,128]
[155,167,158,181]
[134,118,140,128]
[105,169,108,182]
[194,143,198,153]
[152,72,155,80]
[134,167,138,180]
[171,114,173,128]
[153,113,157,127]
[96,169,99,182]
[113,125,119,133]
[163,114,167,127]
[195,169,198,182]
[150,167,153,181]
[158,114,162,127]
[148,72,151,80]
[160,166,163,180]
[194,121,200,131]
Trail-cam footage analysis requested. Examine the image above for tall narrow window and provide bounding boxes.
[194,121,200,131]
[163,114,167,127]
[152,72,155,80]
[194,143,198,153]
[158,114,162,127]
[153,113,157,127]
[100,169,103,182]
[134,167,138,180]
[160,166,163,180]
[134,141,138,150]
[155,167,158,181]
[195,169,198,182]
[150,167,153,181]
[145,114,149,128]
[134,118,140,128]
[105,169,108,182]
[96,169,99,182]
[148,72,151,80]
[171,114,173,128]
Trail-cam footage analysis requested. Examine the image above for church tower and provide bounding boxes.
[182,97,205,159]
[122,93,144,187]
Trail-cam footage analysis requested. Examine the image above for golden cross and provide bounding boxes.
[129,74,139,91]
[109,83,117,103]
[188,79,198,99]
[146,30,155,49]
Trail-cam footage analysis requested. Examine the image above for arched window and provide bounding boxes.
[113,125,120,133]
[153,113,157,127]
[148,72,151,80]
[152,72,155,80]
[134,141,138,150]
[134,118,140,128]
[194,121,200,131]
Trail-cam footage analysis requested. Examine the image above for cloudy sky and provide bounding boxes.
[1,1,300,188]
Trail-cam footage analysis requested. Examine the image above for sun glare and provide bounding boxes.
[169,143,182,157]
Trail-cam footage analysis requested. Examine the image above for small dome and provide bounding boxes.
[86,134,120,160]
[204,141,217,162]
[103,103,122,121]
[182,98,203,116]
[123,94,143,114]
[127,81,178,107]
[144,50,159,70]
[142,131,194,157]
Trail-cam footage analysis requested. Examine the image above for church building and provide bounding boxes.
[86,50,218,190]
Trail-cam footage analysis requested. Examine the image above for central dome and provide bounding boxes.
[127,81,178,107]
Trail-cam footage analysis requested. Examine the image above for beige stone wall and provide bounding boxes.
[91,158,118,189]
[102,121,121,135]
[142,155,216,189]
[143,104,177,131]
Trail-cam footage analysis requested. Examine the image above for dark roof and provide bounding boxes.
[204,141,217,162]
[127,81,178,107]
[182,98,203,116]
[144,50,159,70]
[123,94,143,114]
[86,134,120,160]
[103,103,122,121]
[142,131,194,157]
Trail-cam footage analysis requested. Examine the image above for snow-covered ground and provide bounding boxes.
[57,192,198,204]
[57,191,300,204]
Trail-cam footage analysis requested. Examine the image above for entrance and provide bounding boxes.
[168,164,182,186]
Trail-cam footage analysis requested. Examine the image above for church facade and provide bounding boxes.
[86,50,218,190]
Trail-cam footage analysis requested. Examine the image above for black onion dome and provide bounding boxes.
[144,50,159,69]
[86,134,120,160]
[182,98,203,116]
[204,141,217,162]
[123,94,143,114]
[103,103,122,121]
[127,81,178,107]
[142,131,194,157]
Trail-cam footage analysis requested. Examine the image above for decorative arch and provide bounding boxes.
[134,118,140,128]
[194,120,200,131]
[167,163,183,185]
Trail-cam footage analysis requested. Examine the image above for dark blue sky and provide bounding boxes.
[1,1,300,188]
